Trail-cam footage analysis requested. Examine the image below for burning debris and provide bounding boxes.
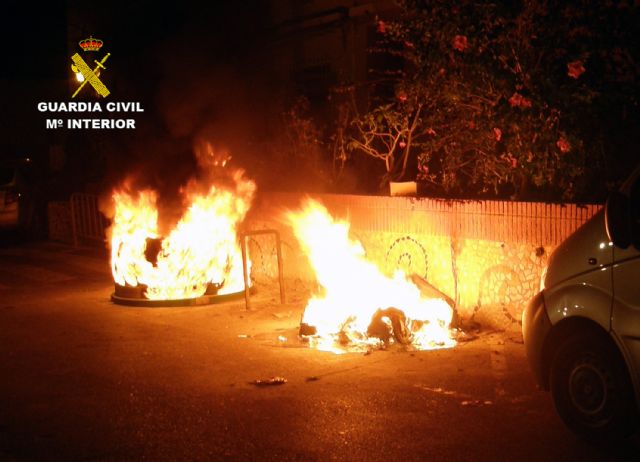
[287,199,456,353]
[108,145,256,301]
[250,376,287,387]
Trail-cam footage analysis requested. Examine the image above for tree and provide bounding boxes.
[337,0,640,200]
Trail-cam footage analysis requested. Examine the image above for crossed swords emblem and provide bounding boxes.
[71,52,111,98]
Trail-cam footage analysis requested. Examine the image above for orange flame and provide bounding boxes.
[110,170,255,300]
[287,199,456,353]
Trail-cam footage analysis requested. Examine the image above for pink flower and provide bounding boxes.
[556,137,571,153]
[493,127,502,141]
[567,60,586,79]
[404,41,415,49]
[452,35,468,52]
[377,20,386,34]
[397,92,408,102]
[399,141,407,149]
[508,92,532,108]
[506,155,517,169]
[426,127,437,136]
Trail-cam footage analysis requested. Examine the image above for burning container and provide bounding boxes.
[108,170,255,307]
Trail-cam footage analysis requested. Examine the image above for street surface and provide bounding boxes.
[1,240,639,461]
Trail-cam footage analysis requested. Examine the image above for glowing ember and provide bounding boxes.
[110,170,255,300]
[287,199,456,353]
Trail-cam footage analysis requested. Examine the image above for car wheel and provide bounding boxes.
[550,333,638,440]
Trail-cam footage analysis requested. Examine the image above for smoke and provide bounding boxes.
[98,0,336,231]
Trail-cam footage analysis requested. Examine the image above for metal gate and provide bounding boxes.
[70,193,107,246]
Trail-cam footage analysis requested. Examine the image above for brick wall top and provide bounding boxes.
[253,192,602,246]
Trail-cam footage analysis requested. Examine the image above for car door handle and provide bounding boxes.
[588,257,597,265]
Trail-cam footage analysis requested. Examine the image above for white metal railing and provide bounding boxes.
[70,193,108,246]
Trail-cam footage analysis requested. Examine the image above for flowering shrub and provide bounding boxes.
[265,96,330,191]
[567,61,586,80]
[337,0,639,200]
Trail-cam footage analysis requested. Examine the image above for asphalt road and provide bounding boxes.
[1,241,639,461]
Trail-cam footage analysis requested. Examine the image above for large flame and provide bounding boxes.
[288,199,456,353]
[110,170,255,300]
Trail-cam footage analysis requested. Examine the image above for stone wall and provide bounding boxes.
[245,193,601,329]
[49,190,601,329]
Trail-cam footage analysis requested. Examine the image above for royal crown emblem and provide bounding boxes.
[79,36,103,52]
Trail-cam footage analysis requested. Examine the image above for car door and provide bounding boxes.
[611,173,640,398]
[611,245,640,387]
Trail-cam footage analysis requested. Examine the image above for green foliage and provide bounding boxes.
[337,0,640,199]
[263,96,331,191]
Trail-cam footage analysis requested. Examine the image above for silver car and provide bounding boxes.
[523,166,640,439]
